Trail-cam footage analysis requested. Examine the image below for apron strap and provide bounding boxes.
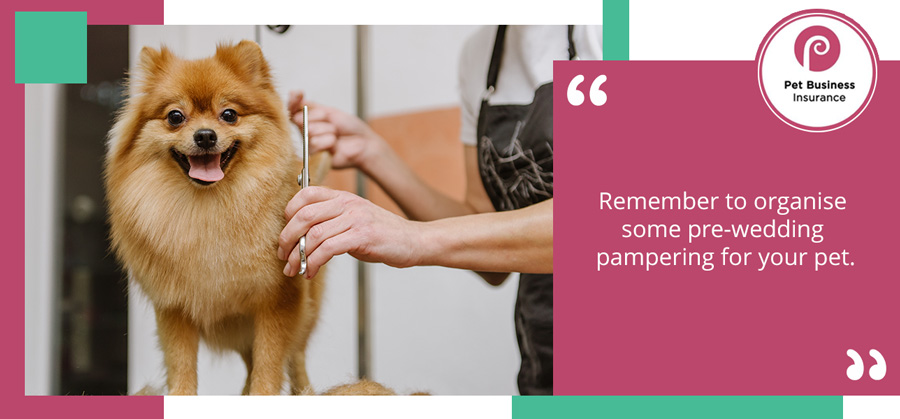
[485,25,578,93]
[567,25,578,60]
[485,25,508,91]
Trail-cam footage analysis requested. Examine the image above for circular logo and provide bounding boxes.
[794,26,840,72]
[757,10,878,132]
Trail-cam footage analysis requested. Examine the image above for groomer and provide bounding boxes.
[278,25,602,395]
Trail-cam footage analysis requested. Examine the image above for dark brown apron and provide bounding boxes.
[476,25,574,395]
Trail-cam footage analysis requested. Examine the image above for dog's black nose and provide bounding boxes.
[194,129,217,149]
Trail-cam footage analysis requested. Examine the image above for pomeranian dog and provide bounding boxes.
[105,41,328,395]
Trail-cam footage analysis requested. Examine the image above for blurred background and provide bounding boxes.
[24,25,520,396]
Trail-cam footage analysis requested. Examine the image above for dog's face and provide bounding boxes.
[117,41,289,188]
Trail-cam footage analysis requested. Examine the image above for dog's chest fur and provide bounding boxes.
[110,165,298,324]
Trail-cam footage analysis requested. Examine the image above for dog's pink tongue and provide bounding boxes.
[188,154,224,182]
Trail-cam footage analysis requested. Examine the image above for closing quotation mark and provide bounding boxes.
[846,349,887,381]
[869,349,887,380]
[567,74,608,106]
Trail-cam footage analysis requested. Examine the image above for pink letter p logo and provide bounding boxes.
[794,26,840,72]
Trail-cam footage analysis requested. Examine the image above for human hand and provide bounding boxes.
[288,91,384,170]
[277,186,424,278]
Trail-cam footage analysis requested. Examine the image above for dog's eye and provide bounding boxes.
[221,109,238,124]
[167,110,185,127]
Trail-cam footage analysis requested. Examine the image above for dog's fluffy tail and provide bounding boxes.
[320,379,430,396]
[132,384,166,396]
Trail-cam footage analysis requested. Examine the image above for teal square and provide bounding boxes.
[15,12,87,84]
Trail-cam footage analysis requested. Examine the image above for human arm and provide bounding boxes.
[348,141,515,286]
[285,92,547,283]
[276,186,553,279]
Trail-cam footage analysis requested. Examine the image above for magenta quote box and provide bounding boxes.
[553,60,899,395]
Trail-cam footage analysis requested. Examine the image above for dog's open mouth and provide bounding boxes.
[170,141,240,185]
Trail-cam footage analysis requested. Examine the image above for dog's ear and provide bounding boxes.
[138,45,174,76]
[131,45,174,94]
[215,40,273,90]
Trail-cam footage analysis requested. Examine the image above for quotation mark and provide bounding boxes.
[846,349,886,381]
[567,74,607,106]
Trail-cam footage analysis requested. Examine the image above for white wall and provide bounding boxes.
[127,25,518,395]
[24,84,64,395]
[368,26,479,117]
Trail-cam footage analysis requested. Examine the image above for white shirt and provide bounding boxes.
[458,25,603,145]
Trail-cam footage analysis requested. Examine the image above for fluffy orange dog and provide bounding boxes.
[105,41,326,395]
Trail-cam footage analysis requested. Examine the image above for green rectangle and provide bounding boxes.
[513,396,842,418]
[603,0,629,60]
[15,12,87,84]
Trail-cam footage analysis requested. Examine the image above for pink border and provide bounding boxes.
[756,9,879,133]
[8,1,164,418]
